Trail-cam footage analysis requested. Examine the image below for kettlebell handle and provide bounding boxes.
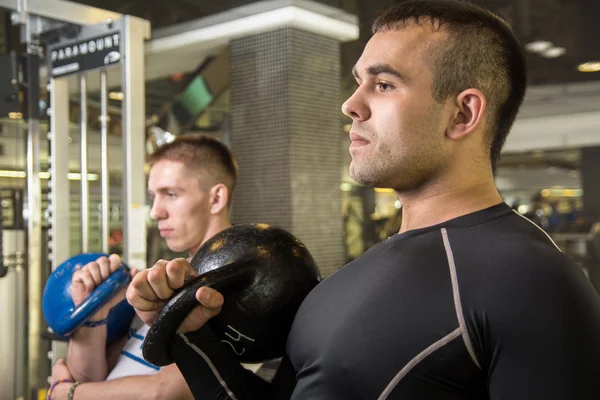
[143,259,256,366]
[53,264,131,337]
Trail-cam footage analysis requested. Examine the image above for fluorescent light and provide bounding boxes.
[0,170,98,181]
[578,62,600,73]
[525,40,553,54]
[109,92,124,100]
[541,47,566,59]
[374,188,394,193]
[67,173,99,181]
[0,171,26,178]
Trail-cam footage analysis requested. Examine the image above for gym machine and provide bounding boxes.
[0,1,149,398]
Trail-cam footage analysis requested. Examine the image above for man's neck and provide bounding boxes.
[397,177,502,234]
[187,218,232,259]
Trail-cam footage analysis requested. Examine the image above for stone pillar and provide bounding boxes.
[581,147,600,221]
[229,27,345,277]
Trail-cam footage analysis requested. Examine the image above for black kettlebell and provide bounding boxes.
[142,223,321,366]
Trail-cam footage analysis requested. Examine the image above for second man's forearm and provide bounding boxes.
[66,311,111,382]
[50,365,193,400]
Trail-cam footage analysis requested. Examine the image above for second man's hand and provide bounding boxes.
[126,258,224,333]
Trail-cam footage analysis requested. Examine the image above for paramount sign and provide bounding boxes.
[49,32,122,78]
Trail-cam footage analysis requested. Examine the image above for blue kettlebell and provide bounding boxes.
[42,252,135,343]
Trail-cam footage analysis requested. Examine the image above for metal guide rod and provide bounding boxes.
[48,78,71,270]
[100,70,109,254]
[80,74,89,254]
[121,15,150,270]
[25,13,43,395]
[48,77,70,365]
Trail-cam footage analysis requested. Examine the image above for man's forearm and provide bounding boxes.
[66,316,110,382]
[51,365,192,400]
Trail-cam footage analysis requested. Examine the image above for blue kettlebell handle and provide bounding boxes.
[54,264,131,337]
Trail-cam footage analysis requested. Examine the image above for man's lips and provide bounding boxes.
[350,132,370,147]
[159,228,173,237]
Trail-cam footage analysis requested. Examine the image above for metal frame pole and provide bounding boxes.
[48,76,71,364]
[121,15,150,270]
[24,13,43,397]
[100,70,110,253]
[80,75,89,253]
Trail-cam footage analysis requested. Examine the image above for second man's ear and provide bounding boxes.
[210,183,229,214]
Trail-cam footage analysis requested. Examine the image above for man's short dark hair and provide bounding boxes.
[148,134,238,206]
[372,0,527,170]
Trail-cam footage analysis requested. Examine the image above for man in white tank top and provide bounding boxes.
[48,135,259,399]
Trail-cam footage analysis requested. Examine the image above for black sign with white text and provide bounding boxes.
[48,31,122,78]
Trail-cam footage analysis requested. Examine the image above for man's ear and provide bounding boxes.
[446,89,486,140]
[209,183,229,214]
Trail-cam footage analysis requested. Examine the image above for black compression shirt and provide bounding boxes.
[171,203,600,399]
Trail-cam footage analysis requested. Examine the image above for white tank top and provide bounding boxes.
[106,317,161,380]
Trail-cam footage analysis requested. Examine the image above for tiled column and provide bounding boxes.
[229,27,344,277]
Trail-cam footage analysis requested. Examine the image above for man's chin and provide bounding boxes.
[349,170,378,188]
[166,241,186,253]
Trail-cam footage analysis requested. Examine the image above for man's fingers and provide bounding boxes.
[130,269,161,302]
[127,259,201,330]
[87,263,103,286]
[126,284,162,311]
[165,258,197,290]
[175,288,224,333]
[73,269,95,293]
[148,262,176,300]
[96,256,111,280]
[108,254,122,274]
[196,287,224,316]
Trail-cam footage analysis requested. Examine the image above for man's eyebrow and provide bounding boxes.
[352,64,410,84]
[366,64,410,84]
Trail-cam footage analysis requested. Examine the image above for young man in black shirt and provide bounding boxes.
[127,1,600,398]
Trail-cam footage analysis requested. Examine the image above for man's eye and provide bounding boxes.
[377,82,393,91]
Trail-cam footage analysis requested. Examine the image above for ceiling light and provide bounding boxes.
[0,170,98,181]
[577,62,600,72]
[8,112,22,119]
[149,126,176,147]
[541,188,582,198]
[517,205,530,214]
[525,40,553,54]
[541,47,566,59]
